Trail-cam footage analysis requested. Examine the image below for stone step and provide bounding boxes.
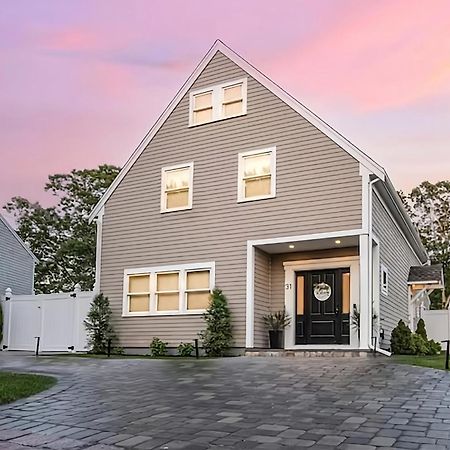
[245,349,376,358]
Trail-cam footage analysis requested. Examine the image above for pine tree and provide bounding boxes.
[390,320,413,354]
[415,318,428,341]
[84,293,115,354]
[199,288,232,357]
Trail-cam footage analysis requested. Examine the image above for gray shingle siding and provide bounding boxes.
[372,191,422,347]
[0,218,34,295]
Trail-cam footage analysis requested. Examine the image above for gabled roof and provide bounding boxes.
[0,214,38,262]
[408,264,444,285]
[89,40,387,222]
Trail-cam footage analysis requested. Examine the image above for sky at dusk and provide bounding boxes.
[1,1,450,213]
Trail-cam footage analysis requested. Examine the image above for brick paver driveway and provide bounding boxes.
[1,354,450,450]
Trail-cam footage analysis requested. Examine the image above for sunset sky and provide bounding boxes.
[1,1,450,213]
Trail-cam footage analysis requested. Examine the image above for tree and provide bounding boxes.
[4,165,120,293]
[199,288,232,357]
[84,293,115,354]
[415,318,427,341]
[401,181,450,307]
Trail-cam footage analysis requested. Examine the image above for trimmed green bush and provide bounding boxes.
[149,337,167,357]
[391,319,441,356]
[427,339,442,356]
[415,318,428,341]
[84,293,115,354]
[391,320,414,354]
[199,288,232,357]
[411,333,429,355]
[177,342,194,357]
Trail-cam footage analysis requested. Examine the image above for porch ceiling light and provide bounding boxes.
[335,240,341,244]
[288,244,295,249]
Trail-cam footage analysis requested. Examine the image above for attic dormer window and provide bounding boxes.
[189,78,247,126]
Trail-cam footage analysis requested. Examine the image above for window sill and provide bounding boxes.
[160,206,193,214]
[122,310,206,318]
[188,112,247,128]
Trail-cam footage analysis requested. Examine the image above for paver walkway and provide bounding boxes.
[1,353,450,449]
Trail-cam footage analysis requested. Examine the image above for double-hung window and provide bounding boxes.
[189,78,247,126]
[161,163,193,212]
[238,147,276,202]
[123,263,214,316]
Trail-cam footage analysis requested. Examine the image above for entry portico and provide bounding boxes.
[246,229,378,351]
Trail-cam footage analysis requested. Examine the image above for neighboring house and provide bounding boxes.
[89,40,433,353]
[0,214,37,295]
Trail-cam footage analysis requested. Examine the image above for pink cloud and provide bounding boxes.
[269,1,450,111]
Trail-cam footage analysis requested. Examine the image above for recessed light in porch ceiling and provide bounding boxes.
[289,244,295,249]
[335,240,341,244]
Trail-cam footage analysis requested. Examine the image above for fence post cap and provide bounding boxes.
[5,287,12,300]
[74,283,81,293]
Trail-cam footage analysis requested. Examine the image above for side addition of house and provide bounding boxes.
[0,214,37,296]
[90,40,431,354]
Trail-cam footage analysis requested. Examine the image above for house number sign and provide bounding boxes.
[313,282,332,301]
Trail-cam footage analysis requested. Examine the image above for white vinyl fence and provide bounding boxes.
[1,286,94,352]
[422,309,450,343]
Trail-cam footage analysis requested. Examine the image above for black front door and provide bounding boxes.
[295,269,350,345]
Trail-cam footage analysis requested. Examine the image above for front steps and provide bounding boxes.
[245,349,375,358]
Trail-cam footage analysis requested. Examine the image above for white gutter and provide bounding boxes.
[367,176,391,357]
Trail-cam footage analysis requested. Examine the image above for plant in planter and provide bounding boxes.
[263,310,291,349]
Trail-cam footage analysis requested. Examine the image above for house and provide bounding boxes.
[89,40,433,353]
[0,214,37,295]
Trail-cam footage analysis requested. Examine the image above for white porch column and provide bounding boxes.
[359,235,370,349]
[245,243,255,348]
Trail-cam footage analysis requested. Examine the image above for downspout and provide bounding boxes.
[367,176,391,357]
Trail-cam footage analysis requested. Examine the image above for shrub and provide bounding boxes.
[411,333,429,355]
[199,288,232,357]
[112,346,125,355]
[177,342,194,357]
[427,339,442,356]
[84,293,115,354]
[391,320,413,354]
[391,319,442,356]
[149,337,167,357]
[415,318,428,341]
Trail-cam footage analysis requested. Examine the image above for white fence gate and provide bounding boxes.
[1,287,93,352]
[422,309,450,343]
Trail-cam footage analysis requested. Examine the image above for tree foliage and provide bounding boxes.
[401,181,450,306]
[3,165,120,293]
[199,288,232,357]
[84,293,115,354]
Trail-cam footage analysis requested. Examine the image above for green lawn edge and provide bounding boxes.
[0,372,57,405]
[391,353,449,371]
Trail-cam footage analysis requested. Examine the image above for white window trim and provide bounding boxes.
[122,262,215,317]
[381,264,389,296]
[160,162,194,213]
[189,77,247,127]
[237,146,276,203]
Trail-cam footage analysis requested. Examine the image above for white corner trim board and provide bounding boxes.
[89,40,385,222]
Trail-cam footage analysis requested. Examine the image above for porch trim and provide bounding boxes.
[283,256,360,350]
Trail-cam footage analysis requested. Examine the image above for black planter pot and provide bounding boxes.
[268,330,284,349]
